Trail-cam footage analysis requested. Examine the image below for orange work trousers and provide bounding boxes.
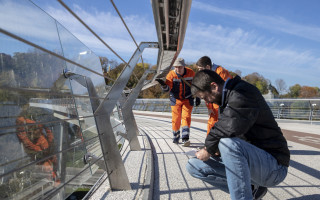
[171,99,193,137]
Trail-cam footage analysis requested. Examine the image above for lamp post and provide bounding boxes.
[310,103,317,122]
[278,103,284,119]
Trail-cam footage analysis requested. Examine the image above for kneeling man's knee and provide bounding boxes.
[186,158,203,177]
[218,138,242,155]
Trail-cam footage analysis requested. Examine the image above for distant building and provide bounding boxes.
[263,84,277,99]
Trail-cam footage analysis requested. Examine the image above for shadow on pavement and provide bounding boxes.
[290,150,320,155]
[288,194,320,200]
[289,160,320,179]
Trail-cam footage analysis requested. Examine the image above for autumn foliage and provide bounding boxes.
[98,57,319,99]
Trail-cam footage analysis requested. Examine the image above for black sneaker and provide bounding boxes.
[252,185,268,200]
[182,139,190,147]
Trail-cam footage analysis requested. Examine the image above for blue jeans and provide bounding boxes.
[186,138,288,200]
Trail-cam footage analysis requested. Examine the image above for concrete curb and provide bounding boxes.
[140,129,154,200]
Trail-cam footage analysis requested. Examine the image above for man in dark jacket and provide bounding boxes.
[186,70,290,200]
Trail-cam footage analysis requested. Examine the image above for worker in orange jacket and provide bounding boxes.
[156,58,200,147]
[16,116,59,184]
[196,56,233,135]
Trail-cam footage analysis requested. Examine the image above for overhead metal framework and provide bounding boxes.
[153,0,191,51]
[143,0,192,89]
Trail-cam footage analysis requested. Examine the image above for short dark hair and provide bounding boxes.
[191,69,224,94]
[196,56,212,68]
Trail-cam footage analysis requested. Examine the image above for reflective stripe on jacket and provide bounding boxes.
[165,67,195,101]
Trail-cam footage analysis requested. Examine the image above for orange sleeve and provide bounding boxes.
[16,130,43,151]
[216,66,233,81]
[37,124,53,143]
[36,135,49,150]
[205,66,232,135]
[16,117,49,152]
[207,105,219,135]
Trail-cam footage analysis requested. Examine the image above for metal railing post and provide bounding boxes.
[63,72,131,190]
[92,42,158,190]
[120,56,156,150]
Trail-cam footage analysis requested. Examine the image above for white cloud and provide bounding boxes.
[180,22,320,87]
[193,1,320,43]
[0,1,62,46]
[44,4,157,59]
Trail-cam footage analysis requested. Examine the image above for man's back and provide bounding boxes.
[211,76,290,166]
[189,70,289,200]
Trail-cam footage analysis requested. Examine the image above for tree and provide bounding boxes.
[316,87,320,97]
[275,79,287,95]
[187,64,198,72]
[139,84,168,98]
[126,63,150,88]
[243,72,269,94]
[299,86,319,98]
[288,84,301,98]
[99,56,108,70]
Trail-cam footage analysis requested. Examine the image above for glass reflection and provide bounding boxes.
[0,0,63,55]
[15,117,59,181]
[0,0,135,198]
[56,22,103,75]
[0,46,67,90]
[80,117,99,141]
[63,167,97,199]
[0,144,89,199]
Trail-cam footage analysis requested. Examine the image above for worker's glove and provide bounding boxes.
[155,78,166,87]
[195,97,201,107]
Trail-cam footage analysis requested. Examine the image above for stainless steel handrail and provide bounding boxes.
[133,99,320,121]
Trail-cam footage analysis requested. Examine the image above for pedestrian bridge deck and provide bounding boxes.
[89,111,320,200]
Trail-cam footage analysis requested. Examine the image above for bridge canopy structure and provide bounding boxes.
[149,0,192,76]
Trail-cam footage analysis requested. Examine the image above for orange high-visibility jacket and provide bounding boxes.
[16,117,59,182]
[16,117,53,152]
[205,65,233,135]
[162,67,195,133]
[163,67,195,105]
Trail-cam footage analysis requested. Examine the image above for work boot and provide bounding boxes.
[173,131,180,144]
[173,136,180,144]
[181,127,190,146]
[182,139,190,147]
[252,185,268,200]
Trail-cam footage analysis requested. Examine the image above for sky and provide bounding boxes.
[2,0,320,89]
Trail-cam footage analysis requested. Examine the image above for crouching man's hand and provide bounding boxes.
[195,148,211,161]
